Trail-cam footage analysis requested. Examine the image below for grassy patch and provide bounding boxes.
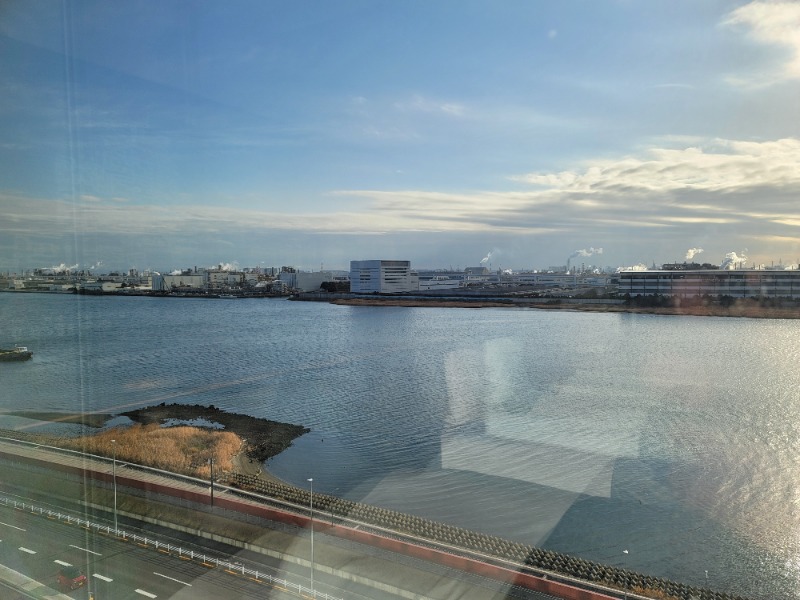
[58,423,242,478]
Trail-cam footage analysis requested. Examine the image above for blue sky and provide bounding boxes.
[1,1,799,272]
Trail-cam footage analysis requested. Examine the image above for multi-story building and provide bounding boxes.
[618,269,800,299]
[349,260,418,293]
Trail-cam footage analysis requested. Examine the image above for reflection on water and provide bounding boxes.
[441,432,615,497]
[3,293,800,598]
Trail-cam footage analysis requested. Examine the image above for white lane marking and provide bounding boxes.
[153,572,192,586]
[94,574,113,582]
[54,560,72,566]
[19,547,36,554]
[135,590,157,598]
[0,521,25,531]
[69,544,102,556]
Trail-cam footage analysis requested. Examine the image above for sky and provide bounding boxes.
[1,1,799,273]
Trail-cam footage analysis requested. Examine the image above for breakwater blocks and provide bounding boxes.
[229,473,749,600]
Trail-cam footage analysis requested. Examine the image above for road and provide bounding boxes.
[0,503,322,600]
[2,497,556,600]
[0,438,578,600]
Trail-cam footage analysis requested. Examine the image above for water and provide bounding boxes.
[2,292,800,598]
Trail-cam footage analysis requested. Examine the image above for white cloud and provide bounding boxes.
[723,1,800,85]
[2,137,799,267]
[514,138,800,194]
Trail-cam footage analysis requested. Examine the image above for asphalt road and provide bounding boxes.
[0,438,570,600]
[0,504,318,600]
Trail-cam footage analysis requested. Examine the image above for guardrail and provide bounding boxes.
[0,434,639,599]
[0,433,728,600]
[0,494,341,600]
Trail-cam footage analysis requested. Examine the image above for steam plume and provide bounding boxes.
[566,247,603,270]
[45,263,79,274]
[720,251,747,270]
[685,248,703,261]
[213,262,240,272]
[480,249,501,265]
[569,247,604,260]
[616,264,648,272]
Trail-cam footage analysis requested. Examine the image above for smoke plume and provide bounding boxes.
[616,264,648,272]
[569,247,604,260]
[46,263,79,274]
[213,262,240,272]
[720,251,747,270]
[685,248,703,261]
[480,249,501,265]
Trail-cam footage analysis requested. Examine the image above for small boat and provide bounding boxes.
[0,345,33,362]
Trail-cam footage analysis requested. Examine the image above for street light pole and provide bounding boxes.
[209,457,214,506]
[111,439,118,531]
[308,477,314,593]
[622,549,629,600]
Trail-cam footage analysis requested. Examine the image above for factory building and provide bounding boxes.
[279,270,339,292]
[157,273,207,291]
[618,269,800,299]
[349,260,418,293]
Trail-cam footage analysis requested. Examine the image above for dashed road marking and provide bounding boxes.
[154,572,192,586]
[0,521,25,531]
[69,544,101,556]
[135,589,157,598]
[54,560,72,566]
[94,574,113,582]
[19,547,36,554]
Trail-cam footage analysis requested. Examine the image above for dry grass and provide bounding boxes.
[58,424,243,478]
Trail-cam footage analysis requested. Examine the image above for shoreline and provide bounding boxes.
[231,451,286,485]
[329,296,800,318]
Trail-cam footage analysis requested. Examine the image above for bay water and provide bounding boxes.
[2,292,799,598]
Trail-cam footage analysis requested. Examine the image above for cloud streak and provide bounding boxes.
[2,137,799,267]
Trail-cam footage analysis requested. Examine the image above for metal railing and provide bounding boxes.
[0,494,341,600]
[0,433,654,600]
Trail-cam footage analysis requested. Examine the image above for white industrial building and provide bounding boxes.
[350,260,418,293]
[279,270,340,292]
[207,270,244,289]
[618,269,800,299]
